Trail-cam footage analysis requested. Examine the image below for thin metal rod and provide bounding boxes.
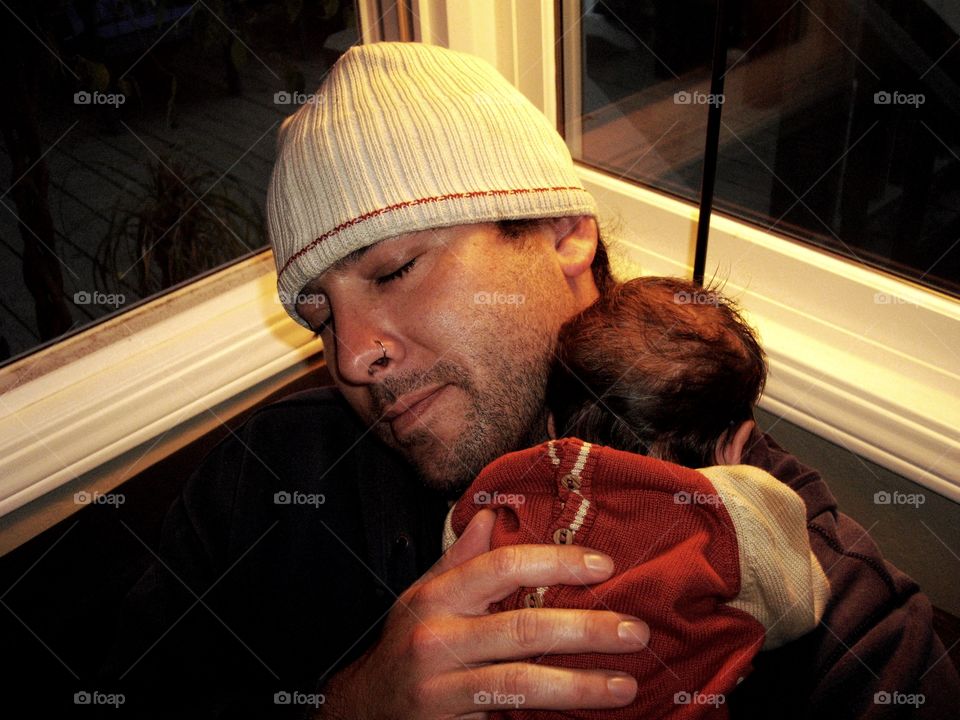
[693,0,729,287]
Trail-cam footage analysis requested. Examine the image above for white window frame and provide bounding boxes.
[424,0,960,500]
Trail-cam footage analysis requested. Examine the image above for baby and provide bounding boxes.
[444,276,830,719]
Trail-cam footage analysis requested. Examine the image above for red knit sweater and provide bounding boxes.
[448,438,798,719]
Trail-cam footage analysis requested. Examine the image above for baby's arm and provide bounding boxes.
[698,464,831,649]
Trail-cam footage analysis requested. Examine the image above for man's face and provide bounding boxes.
[296,222,590,494]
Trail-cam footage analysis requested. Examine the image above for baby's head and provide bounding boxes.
[547,277,767,467]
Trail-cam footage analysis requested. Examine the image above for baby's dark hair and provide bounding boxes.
[547,277,767,467]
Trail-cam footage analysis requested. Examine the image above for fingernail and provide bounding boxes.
[583,553,613,573]
[607,675,637,700]
[617,620,649,646]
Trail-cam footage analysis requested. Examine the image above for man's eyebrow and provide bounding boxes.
[331,245,371,272]
[302,245,373,293]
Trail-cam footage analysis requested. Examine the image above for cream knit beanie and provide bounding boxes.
[266,42,598,327]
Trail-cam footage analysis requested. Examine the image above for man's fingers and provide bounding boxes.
[398,607,648,670]
[445,609,649,664]
[418,543,617,614]
[435,664,638,714]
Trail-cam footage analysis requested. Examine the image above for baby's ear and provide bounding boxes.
[714,420,756,465]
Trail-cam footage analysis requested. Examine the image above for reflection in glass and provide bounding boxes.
[563,0,960,297]
[0,0,358,365]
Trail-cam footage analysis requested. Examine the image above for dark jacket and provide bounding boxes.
[101,388,960,718]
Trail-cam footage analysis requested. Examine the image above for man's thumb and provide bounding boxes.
[422,509,496,582]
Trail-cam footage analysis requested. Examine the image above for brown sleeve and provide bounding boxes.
[728,430,960,719]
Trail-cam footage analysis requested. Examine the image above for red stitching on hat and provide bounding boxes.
[277,186,585,282]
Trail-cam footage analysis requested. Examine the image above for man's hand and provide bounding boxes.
[319,510,649,719]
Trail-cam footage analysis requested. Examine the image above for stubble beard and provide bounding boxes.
[368,354,551,496]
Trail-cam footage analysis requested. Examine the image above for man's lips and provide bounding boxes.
[382,385,447,438]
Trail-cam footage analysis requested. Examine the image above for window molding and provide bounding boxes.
[414,0,558,122]
[0,253,323,554]
[358,0,413,43]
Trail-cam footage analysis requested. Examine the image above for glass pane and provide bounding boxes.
[0,0,359,366]
[563,0,716,201]
[562,0,960,297]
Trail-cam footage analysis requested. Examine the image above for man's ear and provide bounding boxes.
[548,216,597,279]
[714,419,756,465]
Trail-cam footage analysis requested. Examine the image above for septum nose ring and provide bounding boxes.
[368,339,388,376]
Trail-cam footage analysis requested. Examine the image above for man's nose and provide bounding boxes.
[332,313,402,384]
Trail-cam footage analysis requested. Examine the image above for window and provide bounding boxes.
[562,0,960,297]
[1,0,358,366]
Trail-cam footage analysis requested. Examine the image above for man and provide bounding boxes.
[104,42,959,718]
